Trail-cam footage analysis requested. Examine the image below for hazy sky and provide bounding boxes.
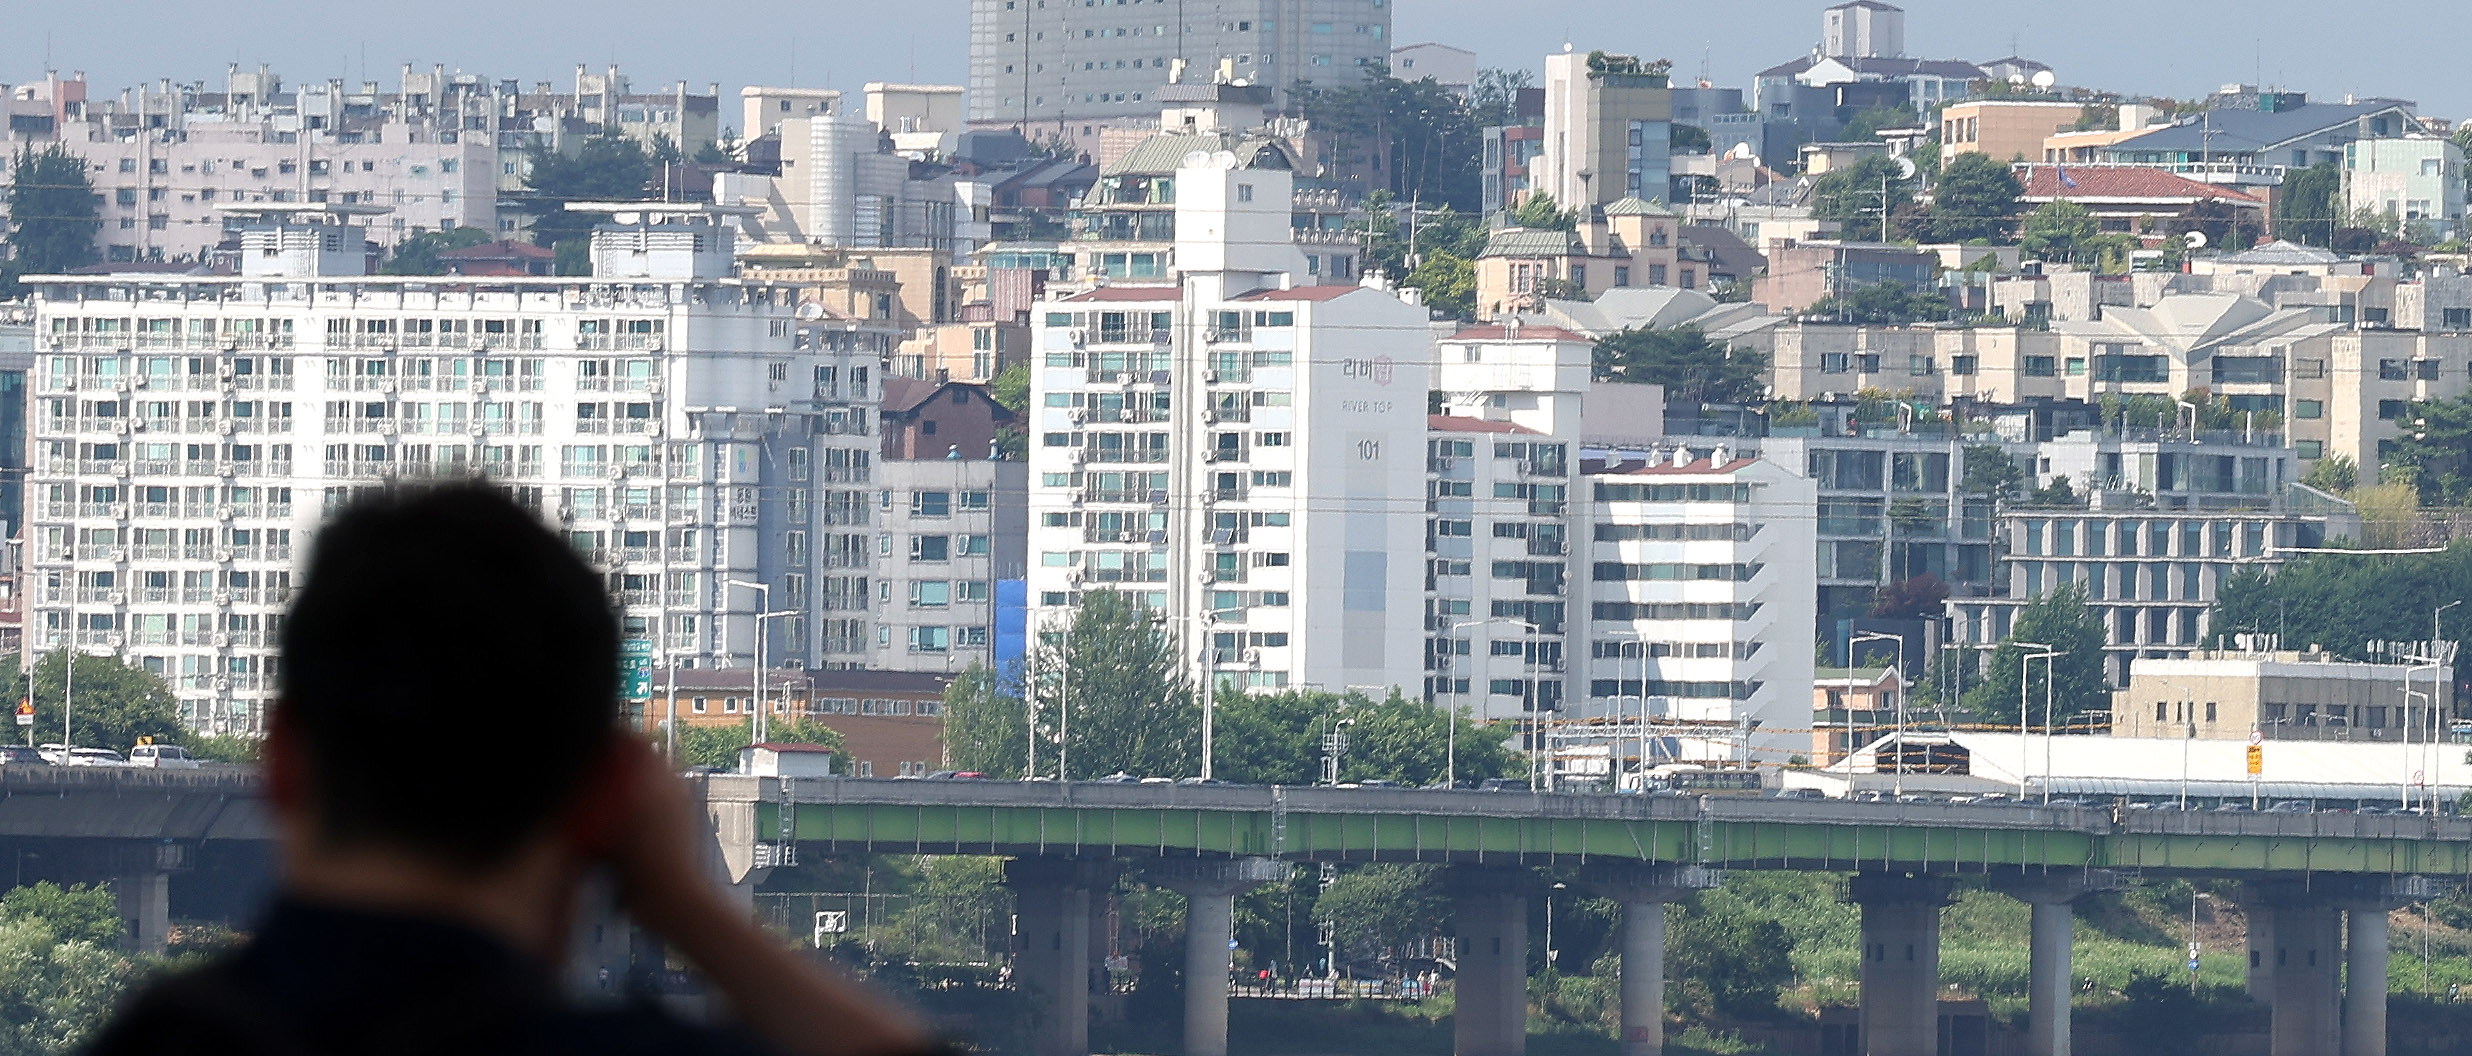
[5,0,2463,126]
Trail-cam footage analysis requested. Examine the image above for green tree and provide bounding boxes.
[1666,889,1795,1018]
[0,653,181,752]
[2384,392,2472,503]
[2019,199,2133,269]
[1670,123,1713,155]
[1210,689,1332,786]
[675,721,751,770]
[1592,325,1769,405]
[1928,153,2022,243]
[377,226,493,275]
[2273,162,2343,247]
[1808,154,1915,242]
[1295,68,1488,211]
[1335,691,1514,786]
[3,145,102,296]
[1509,192,1577,232]
[1315,864,1446,967]
[1960,585,2111,727]
[0,881,149,1055]
[987,362,1030,460]
[2301,455,2359,494]
[2214,543,2472,661]
[1026,590,1196,779]
[1404,250,1475,318]
[1837,105,1917,143]
[1468,68,1534,128]
[1803,281,1949,325]
[184,733,260,764]
[940,662,1026,778]
[1960,443,2025,498]
[521,133,656,273]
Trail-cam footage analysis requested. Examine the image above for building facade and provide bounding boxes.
[24,203,879,732]
[1537,50,1674,211]
[2113,651,2451,743]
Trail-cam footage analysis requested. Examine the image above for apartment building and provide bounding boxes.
[0,66,722,261]
[2113,651,2450,743]
[871,378,1028,673]
[720,88,990,254]
[1428,322,1815,769]
[2345,137,2467,242]
[1473,199,1688,319]
[23,202,879,732]
[1761,430,2000,625]
[1537,50,1674,211]
[967,0,1391,144]
[1025,151,1431,695]
[1939,101,2085,165]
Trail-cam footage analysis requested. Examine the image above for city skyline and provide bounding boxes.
[3,0,2467,131]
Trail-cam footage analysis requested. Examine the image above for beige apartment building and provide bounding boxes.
[2113,652,2452,743]
[1940,100,2085,165]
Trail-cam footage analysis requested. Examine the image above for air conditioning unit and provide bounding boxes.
[111,377,132,392]
[215,547,235,562]
[108,548,127,563]
[1204,329,1225,343]
[646,420,664,437]
[212,590,231,605]
[217,363,236,378]
[607,465,628,480]
[1068,328,1087,348]
[113,462,130,478]
[216,420,236,435]
[1204,371,1222,384]
[221,339,241,352]
[113,419,133,434]
[211,676,230,691]
[646,379,664,395]
[215,505,235,520]
[1243,648,1262,664]
[216,463,236,478]
[107,591,125,606]
[1202,410,1220,424]
[467,422,487,437]
[379,379,398,394]
[110,504,130,519]
[106,633,124,648]
[467,337,489,351]
[129,375,149,390]
[212,634,232,648]
[1202,451,1220,462]
[378,424,397,437]
[472,379,493,394]
[648,338,665,352]
[1068,409,1087,424]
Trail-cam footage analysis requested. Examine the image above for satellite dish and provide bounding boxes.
[1894,156,1919,180]
[1731,142,1755,160]
[1210,150,1240,170]
[2184,230,2210,249]
[797,302,825,320]
[1181,150,1214,170]
[2009,73,2027,86]
[2031,70,2058,89]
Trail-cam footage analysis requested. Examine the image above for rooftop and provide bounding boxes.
[2107,98,2421,155]
[1478,227,1585,259]
[1229,284,1363,302]
[2016,164,2262,203]
[1442,323,1595,343]
[1429,414,1543,435]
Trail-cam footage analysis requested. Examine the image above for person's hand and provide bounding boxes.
[595,738,728,936]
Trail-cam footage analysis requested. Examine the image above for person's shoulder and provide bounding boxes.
[555,1005,784,1056]
[87,957,297,1056]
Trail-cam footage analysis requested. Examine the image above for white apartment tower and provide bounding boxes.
[1026,151,1431,693]
[24,202,880,733]
[1431,323,1816,772]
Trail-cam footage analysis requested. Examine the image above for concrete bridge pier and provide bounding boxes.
[1149,859,1288,1056]
[2254,883,2342,1056]
[1581,864,1722,1056]
[112,871,170,952]
[1008,858,1109,1056]
[2245,899,2276,1002]
[1996,870,2121,1056]
[1850,872,1953,1056]
[2344,896,2389,1056]
[1447,866,1534,1056]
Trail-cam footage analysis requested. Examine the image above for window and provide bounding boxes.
[2296,440,2324,459]
[910,535,951,561]
[1908,355,1934,376]
[2293,399,2323,419]
[1820,352,1849,374]
[2025,356,2057,377]
[2378,399,2409,420]
[1950,355,1977,376]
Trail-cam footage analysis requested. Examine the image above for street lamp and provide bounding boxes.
[1321,716,1357,786]
[1851,631,1907,793]
[1543,881,1568,972]
[2152,677,2199,810]
[2009,643,2059,800]
[723,578,778,742]
[1445,617,1539,789]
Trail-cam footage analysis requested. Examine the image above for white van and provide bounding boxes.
[128,744,201,770]
[62,747,128,767]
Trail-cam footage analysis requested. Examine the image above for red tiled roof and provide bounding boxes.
[1444,323,1594,343]
[1428,415,1542,435]
[1230,284,1362,302]
[1057,285,1180,302]
[2015,165,2261,204]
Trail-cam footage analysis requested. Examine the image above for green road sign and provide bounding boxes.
[622,639,655,701]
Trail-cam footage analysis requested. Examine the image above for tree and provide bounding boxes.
[1213,688,1513,786]
[2384,392,2472,503]
[2301,455,2359,494]
[1468,68,1534,128]
[1026,590,1196,779]
[1404,250,1475,318]
[520,133,656,272]
[1295,68,1488,212]
[184,733,260,764]
[1837,105,1917,143]
[1509,192,1576,232]
[1665,889,1795,1018]
[3,146,101,297]
[1670,123,1713,156]
[2273,162,2343,247]
[1870,574,1950,620]
[1960,443,2025,498]
[378,226,493,275]
[0,653,181,752]
[1808,154,1914,242]
[2214,544,2472,662]
[940,662,1026,778]
[1315,864,1446,968]
[0,881,149,1055]
[2019,199,2132,269]
[1803,281,1949,325]
[987,362,1030,460]
[1928,153,2022,243]
[675,722,752,771]
[1960,585,2111,727]
[1592,325,1768,405]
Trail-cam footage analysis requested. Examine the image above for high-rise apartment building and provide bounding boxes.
[1025,152,1431,693]
[967,0,1391,145]
[871,378,1028,674]
[23,202,878,733]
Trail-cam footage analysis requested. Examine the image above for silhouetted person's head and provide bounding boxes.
[276,481,618,872]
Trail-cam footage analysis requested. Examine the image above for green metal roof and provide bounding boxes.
[1104,134,1295,177]
[1603,196,1675,217]
[1478,226,1584,259]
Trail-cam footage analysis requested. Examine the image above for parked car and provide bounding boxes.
[1475,777,1527,792]
[1771,787,1827,800]
[2265,800,2314,814]
[62,747,128,767]
[1095,772,1140,784]
[923,770,986,781]
[0,745,49,766]
[128,744,201,769]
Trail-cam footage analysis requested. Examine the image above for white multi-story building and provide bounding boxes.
[1025,151,1431,693]
[870,457,1029,674]
[1429,322,1816,771]
[721,87,990,254]
[22,202,879,732]
[967,0,1391,145]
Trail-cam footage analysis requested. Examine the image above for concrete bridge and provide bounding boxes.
[4,765,2464,1056]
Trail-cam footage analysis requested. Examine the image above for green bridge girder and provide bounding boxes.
[739,783,2472,880]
